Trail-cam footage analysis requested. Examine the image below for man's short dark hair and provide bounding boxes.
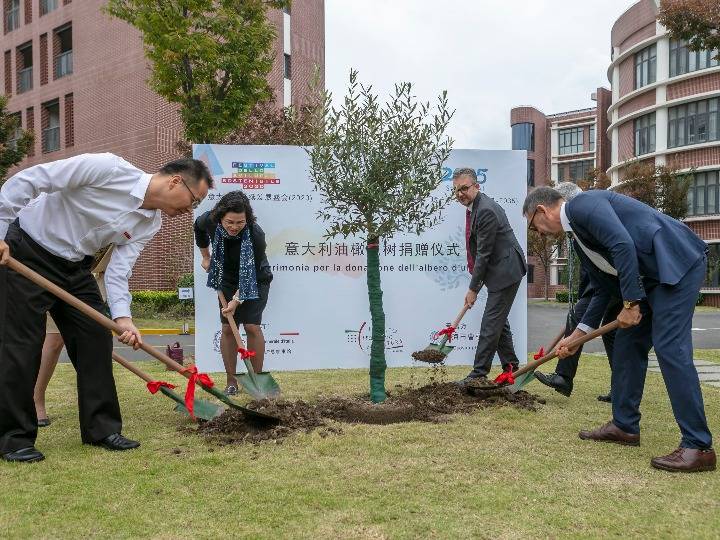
[522,186,563,215]
[452,167,477,183]
[159,158,214,189]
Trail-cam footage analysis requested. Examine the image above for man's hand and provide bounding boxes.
[201,257,211,272]
[464,289,478,309]
[556,328,586,359]
[617,305,641,328]
[0,240,10,265]
[221,299,241,319]
[114,317,143,350]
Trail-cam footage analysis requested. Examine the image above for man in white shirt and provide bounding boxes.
[0,153,213,463]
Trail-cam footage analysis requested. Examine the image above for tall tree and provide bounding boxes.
[0,95,34,186]
[527,230,560,301]
[308,70,454,403]
[105,0,289,144]
[659,0,720,53]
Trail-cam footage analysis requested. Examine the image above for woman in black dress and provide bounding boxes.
[194,191,272,395]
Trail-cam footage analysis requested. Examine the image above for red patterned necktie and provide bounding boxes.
[465,209,475,274]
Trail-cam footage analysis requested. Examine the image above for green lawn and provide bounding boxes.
[2,355,719,539]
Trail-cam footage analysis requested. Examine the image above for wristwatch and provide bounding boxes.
[623,300,640,309]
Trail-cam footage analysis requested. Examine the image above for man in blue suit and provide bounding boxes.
[522,186,715,473]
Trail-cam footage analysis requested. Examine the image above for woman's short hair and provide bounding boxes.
[210,191,256,224]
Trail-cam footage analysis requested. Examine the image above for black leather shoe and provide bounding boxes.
[597,393,611,403]
[453,375,487,387]
[534,371,573,397]
[2,447,45,463]
[91,433,140,451]
[37,417,51,427]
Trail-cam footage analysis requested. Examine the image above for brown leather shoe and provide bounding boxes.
[651,448,716,473]
[578,420,640,446]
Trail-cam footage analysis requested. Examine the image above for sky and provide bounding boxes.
[325,0,636,150]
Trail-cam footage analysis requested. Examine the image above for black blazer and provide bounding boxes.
[193,211,273,284]
[468,193,527,292]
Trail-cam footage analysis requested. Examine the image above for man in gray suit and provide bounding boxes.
[453,168,527,384]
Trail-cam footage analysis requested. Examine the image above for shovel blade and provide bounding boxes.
[238,372,281,400]
[508,370,536,394]
[159,386,225,421]
[427,343,455,355]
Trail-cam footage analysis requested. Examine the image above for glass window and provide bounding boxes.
[559,127,583,155]
[527,158,535,187]
[557,159,594,183]
[635,44,657,89]
[5,0,19,32]
[670,39,720,77]
[668,98,720,149]
[634,112,656,156]
[687,170,720,216]
[589,124,595,152]
[512,123,534,151]
[54,25,73,79]
[283,53,291,79]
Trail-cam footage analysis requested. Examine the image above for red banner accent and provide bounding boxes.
[435,326,456,342]
[146,381,176,395]
[237,348,256,360]
[533,347,546,360]
[180,365,214,419]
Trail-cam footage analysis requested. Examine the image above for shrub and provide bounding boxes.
[555,291,569,303]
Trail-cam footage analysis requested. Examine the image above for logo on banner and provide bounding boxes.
[441,167,488,184]
[345,322,404,353]
[221,161,281,189]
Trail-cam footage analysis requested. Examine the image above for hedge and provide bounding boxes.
[555,291,569,303]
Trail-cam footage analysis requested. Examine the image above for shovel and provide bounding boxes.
[218,291,281,400]
[111,352,224,421]
[507,326,567,393]
[412,305,470,363]
[7,257,279,425]
[466,320,620,396]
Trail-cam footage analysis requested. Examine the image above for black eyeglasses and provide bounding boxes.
[454,183,475,195]
[178,176,201,209]
[528,206,539,232]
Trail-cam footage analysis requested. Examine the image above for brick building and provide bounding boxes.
[2,0,325,290]
[608,0,720,306]
[514,0,720,305]
[510,89,612,298]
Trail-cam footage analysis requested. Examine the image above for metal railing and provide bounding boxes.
[5,6,19,31]
[55,51,72,78]
[40,0,58,16]
[42,126,60,153]
[18,67,32,93]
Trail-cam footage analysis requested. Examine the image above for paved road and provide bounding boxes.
[58,302,720,363]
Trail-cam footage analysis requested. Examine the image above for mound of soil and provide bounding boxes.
[195,382,544,445]
[410,349,446,363]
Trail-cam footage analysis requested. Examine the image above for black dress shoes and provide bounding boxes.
[597,393,611,403]
[91,433,140,451]
[2,447,45,463]
[534,371,573,397]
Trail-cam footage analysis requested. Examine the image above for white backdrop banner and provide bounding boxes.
[192,145,527,373]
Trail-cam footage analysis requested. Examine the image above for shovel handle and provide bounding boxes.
[112,352,153,383]
[544,327,567,356]
[451,304,470,328]
[513,320,621,378]
[7,257,193,381]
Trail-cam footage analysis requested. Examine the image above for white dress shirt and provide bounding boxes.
[0,153,162,320]
[560,202,618,334]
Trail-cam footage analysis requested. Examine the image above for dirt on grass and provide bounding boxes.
[195,379,544,445]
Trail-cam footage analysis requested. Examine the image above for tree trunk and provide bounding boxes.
[366,238,386,403]
[543,262,549,301]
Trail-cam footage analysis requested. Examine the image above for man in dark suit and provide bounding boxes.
[523,186,715,473]
[452,168,527,384]
[533,182,620,401]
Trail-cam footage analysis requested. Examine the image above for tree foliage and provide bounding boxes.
[659,0,720,54]
[615,161,692,220]
[0,95,34,185]
[105,0,289,144]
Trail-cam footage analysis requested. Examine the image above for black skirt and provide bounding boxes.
[218,281,270,326]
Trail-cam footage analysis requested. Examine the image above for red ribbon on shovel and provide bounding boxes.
[180,365,214,419]
[533,347,545,360]
[435,326,456,342]
[494,363,516,385]
[146,380,176,395]
[238,348,256,360]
